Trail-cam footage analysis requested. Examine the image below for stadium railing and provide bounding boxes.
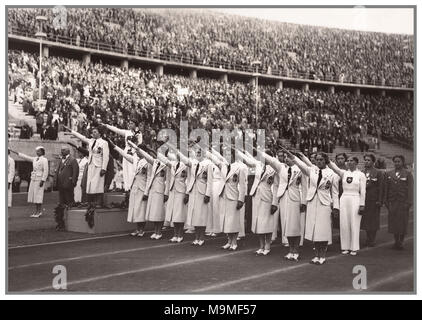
[8,27,414,89]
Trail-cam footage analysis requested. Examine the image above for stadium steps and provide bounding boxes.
[8,99,36,132]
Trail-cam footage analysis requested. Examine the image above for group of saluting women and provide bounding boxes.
[8,122,413,266]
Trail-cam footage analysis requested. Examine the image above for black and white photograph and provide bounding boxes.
[4,3,416,298]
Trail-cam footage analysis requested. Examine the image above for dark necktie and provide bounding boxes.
[175,162,180,173]
[317,169,323,186]
[286,167,292,190]
[195,163,199,177]
[91,139,97,150]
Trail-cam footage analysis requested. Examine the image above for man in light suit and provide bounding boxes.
[8,150,15,208]
[66,126,109,208]
[55,145,79,206]
[288,151,339,265]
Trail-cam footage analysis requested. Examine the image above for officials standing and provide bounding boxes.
[361,154,383,247]
[384,155,413,250]
[55,145,79,206]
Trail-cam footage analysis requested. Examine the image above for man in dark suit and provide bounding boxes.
[55,145,79,206]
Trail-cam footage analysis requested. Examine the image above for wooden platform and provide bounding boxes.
[65,208,133,234]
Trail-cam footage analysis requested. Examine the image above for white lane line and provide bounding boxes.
[367,269,414,291]
[9,210,391,250]
[9,236,227,270]
[8,233,131,249]
[192,237,414,293]
[28,246,266,292]
[8,218,393,270]
[28,234,413,293]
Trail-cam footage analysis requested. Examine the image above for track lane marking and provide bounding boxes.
[193,237,414,293]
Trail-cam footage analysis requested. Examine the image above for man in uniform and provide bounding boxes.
[55,145,79,207]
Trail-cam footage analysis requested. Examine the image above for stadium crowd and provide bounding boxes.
[8,50,413,152]
[8,8,414,87]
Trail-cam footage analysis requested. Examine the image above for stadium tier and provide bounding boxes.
[8,8,414,88]
[8,49,413,152]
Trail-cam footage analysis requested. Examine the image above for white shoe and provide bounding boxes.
[32,212,42,218]
[284,253,293,260]
[291,254,299,262]
[137,231,145,237]
[210,233,217,237]
[150,233,157,239]
[192,240,199,245]
[185,229,195,234]
[317,258,326,265]
[342,250,350,255]
[255,249,264,255]
[221,243,231,250]
[154,234,162,240]
[205,232,212,236]
[310,257,319,264]
[169,237,178,243]
[350,251,357,256]
[176,237,184,243]
[197,240,205,246]
[30,214,36,218]
[229,245,238,251]
[283,243,289,247]
[262,249,270,256]
[130,230,140,236]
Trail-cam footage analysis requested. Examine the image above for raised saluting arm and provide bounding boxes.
[284,151,310,177]
[297,152,313,167]
[127,141,155,165]
[167,143,191,167]
[104,124,128,137]
[328,160,346,179]
[237,150,260,168]
[63,126,90,144]
[12,150,35,162]
[257,149,283,172]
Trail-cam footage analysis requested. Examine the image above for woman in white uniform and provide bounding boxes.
[112,141,151,237]
[104,120,142,192]
[11,146,49,218]
[164,151,189,243]
[74,149,88,204]
[209,149,247,251]
[129,141,168,240]
[205,159,224,237]
[260,150,304,261]
[329,157,366,256]
[171,145,213,246]
[287,151,339,265]
[8,150,15,208]
[238,150,275,256]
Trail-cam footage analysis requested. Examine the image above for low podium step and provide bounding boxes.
[65,208,133,234]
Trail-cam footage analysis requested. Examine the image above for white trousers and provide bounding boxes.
[340,194,362,251]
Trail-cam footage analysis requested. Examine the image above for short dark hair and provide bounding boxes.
[347,156,359,164]
[364,153,376,163]
[335,153,347,160]
[392,155,405,163]
[316,152,329,165]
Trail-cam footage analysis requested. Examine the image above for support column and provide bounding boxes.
[42,45,49,58]
[120,59,128,70]
[156,64,164,77]
[302,83,309,92]
[276,80,283,90]
[249,77,256,85]
[219,73,228,83]
[189,69,197,79]
[82,53,91,66]
[354,88,361,96]
[328,85,335,94]
[380,90,386,97]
